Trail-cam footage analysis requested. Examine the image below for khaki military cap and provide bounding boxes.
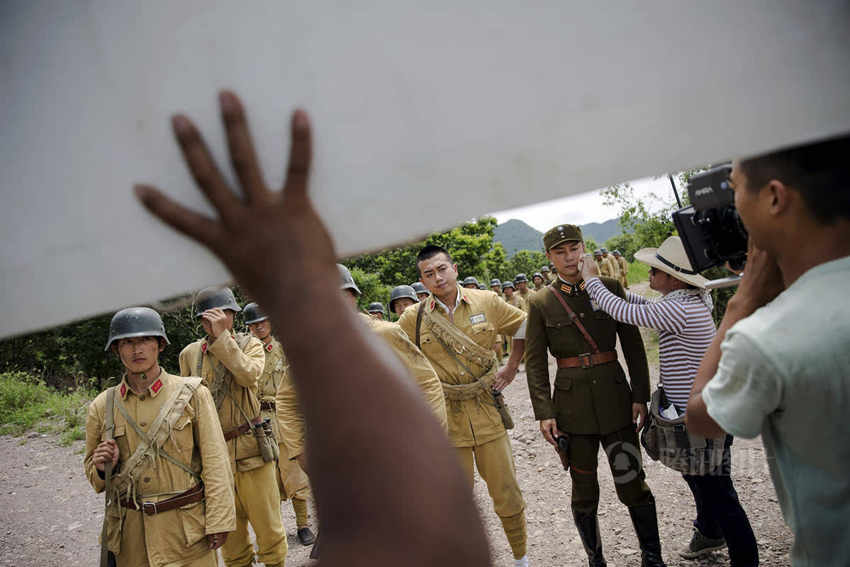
[543,224,583,251]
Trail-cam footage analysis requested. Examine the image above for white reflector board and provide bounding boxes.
[2,1,849,338]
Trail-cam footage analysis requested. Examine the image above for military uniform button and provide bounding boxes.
[140,422,147,427]
[143,477,150,483]
[139,395,146,401]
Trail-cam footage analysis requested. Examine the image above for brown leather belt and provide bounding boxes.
[260,400,275,411]
[556,351,617,369]
[223,417,263,441]
[121,483,204,515]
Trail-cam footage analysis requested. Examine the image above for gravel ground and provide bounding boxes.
[0,302,792,566]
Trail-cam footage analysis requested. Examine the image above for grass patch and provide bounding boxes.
[627,261,649,286]
[0,371,94,445]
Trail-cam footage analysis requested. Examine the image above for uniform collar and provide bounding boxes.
[557,275,586,296]
[430,285,470,315]
[118,369,167,400]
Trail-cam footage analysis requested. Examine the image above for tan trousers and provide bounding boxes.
[221,461,288,567]
[277,442,311,501]
[456,433,527,559]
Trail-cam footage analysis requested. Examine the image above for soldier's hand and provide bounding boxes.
[632,403,647,431]
[93,439,119,472]
[207,532,228,550]
[200,308,229,340]
[493,365,517,391]
[539,418,562,446]
[580,253,599,279]
[135,91,338,317]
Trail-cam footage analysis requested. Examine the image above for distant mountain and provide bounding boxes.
[493,219,543,256]
[494,217,622,255]
[579,218,621,245]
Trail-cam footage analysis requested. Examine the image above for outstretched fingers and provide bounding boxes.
[171,115,241,223]
[219,91,268,203]
[134,185,221,248]
[282,109,312,203]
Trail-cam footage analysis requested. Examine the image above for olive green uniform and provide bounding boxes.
[257,337,312,528]
[179,333,287,567]
[525,277,654,515]
[398,287,528,560]
[84,371,236,567]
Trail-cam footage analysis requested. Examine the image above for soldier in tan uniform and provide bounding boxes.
[278,265,448,466]
[389,285,419,317]
[411,281,431,303]
[540,265,554,285]
[398,246,531,567]
[531,272,546,292]
[514,273,533,305]
[179,287,287,567]
[593,250,612,278]
[613,250,629,289]
[601,248,621,282]
[502,280,527,312]
[85,307,235,567]
[488,279,505,359]
[243,302,316,546]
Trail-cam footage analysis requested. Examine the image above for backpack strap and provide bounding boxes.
[415,301,425,348]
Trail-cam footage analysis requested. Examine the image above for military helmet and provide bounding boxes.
[105,307,169,351]
[502,280,515,289]
[243,302,268,325]
[195,286,241,316]
[514,273,528,283]
[540,266,550,273]
[532,272,544,280]
[462,276,479,287]
[367,302,385,314]
[593,249,603,257]
[490,278,502,287]
[338,264,362,296]
[601,247,609,253]
[389,285,418,311]
[477,283,487,290]
[410,281,428,295]
[613,250,622,256]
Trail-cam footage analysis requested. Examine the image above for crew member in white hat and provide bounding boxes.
[579,236,758,564]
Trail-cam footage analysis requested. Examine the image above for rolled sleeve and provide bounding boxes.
[702,331,782,439]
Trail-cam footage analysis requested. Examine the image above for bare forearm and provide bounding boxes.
[687,298,753,436]
[504,338,525,371]
[271,280,488,565]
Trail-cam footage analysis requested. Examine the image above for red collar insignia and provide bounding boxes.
[119,382,127,398]
[150,378,163,395]
[265,343,273,352]
[201,342,207,353]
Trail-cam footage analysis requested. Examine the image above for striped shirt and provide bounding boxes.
[585,278,716,410]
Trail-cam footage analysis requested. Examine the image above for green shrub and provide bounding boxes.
[627,261,649,286]
[0,371,94,445]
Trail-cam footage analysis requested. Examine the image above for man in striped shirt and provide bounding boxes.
[581,236,758,565]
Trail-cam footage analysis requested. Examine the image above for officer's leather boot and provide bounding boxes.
[572,510,607,567]
[627,498,667,567]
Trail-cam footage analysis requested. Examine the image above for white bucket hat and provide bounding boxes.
[634,236,709,289]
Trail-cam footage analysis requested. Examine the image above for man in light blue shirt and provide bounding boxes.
[687,134,850,566]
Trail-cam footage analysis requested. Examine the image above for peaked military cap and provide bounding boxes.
[543,224,583,251]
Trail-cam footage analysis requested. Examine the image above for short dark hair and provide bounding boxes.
[417,245,453,267]
[739,133,850,224]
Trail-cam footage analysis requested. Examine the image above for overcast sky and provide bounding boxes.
[489,174,684,232]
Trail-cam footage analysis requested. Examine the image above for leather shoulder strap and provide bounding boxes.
[415,301,424,348]
[546,285,600,354]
